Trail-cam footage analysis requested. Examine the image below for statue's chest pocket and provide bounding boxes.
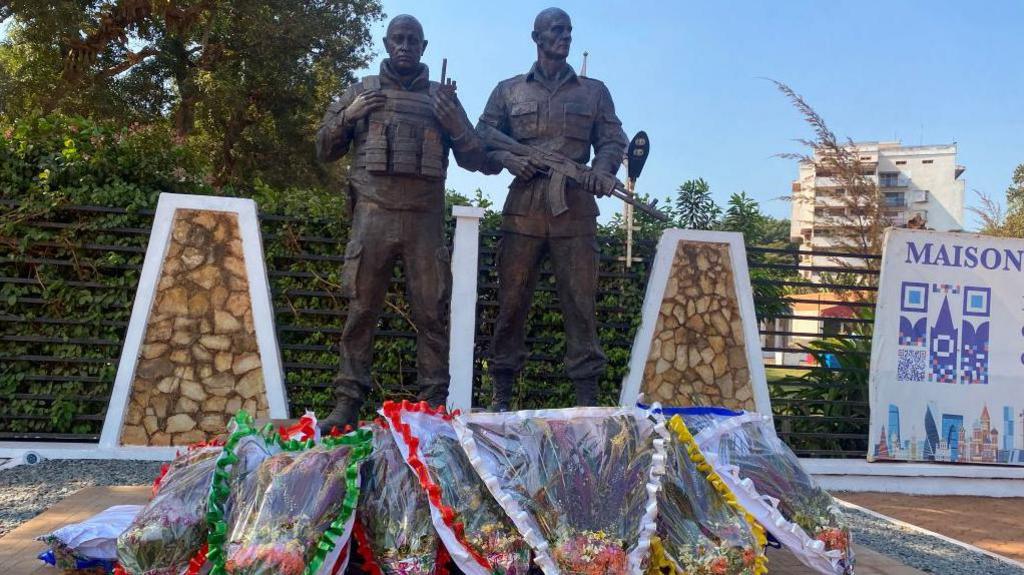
[509,101,539,139]
[563,102,593,141]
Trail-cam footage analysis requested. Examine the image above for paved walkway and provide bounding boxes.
[767,544,925,574]
[0,486,931,574]
[0,486,151,574]
[839,491,1024,564]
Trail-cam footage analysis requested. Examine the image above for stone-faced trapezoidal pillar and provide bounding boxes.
[619,230,772,415]
[100,193,288,449]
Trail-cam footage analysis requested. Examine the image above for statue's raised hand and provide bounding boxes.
[433,81,472,138]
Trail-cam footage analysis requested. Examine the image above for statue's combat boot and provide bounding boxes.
[489,370,515,412]
[573,377,600,407]
[418,380,450,410]
[318,398,361,434]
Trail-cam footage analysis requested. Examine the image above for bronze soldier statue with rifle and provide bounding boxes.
[477,7,660,410]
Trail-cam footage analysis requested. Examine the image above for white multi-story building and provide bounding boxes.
[790,141,966,265]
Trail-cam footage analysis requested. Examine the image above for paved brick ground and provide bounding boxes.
[839,492,1024,564]
[0,486,150,574]
[767,544,926,574]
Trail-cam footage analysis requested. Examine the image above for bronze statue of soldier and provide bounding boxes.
[315,14,487,431]
[477,7,628,410]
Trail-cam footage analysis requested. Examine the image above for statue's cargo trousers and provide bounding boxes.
[334,201,451,407]
[489,231,608,382]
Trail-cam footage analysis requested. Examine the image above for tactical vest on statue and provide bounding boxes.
[353,76,446,180]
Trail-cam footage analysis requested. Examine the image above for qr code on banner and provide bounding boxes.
[897,348,926,382]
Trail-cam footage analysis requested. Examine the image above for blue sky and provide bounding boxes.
[354,0,1024,228]
[4,3,1022,228]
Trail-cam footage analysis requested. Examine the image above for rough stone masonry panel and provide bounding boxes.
[120,209,269,446]
[641,241,756,411]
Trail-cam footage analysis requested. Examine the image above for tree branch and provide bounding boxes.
[101,46,160,77]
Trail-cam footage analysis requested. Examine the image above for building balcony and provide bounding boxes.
[814,174,878,188]
[888,213,909,227]
[879,175,911,188]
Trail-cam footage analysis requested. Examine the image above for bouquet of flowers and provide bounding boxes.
[680,409,854,575]
[38,504,143,574]
[205,411,302,575]
[117,444,222,575]
[356,420,441,575]
[381,401,531,575]
[650,413,766,575]
[221,428,371,575]
[451,406,668,575]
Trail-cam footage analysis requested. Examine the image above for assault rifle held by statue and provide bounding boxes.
[477,124,669,222]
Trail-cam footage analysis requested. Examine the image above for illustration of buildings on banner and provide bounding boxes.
[874,402,1024,464]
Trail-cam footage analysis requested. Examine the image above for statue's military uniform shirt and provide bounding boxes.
[316,60,486,213]
[478,62,627,237]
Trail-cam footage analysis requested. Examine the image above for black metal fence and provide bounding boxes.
[749,247,878,457]
[0,202,877,457]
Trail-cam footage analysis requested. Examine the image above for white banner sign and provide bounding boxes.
[869,228,1024,465]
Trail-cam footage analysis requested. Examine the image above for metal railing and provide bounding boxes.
[0,202,878,457]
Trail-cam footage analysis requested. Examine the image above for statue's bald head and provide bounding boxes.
[384,14,427,75]
[533,7,570,32]
[531,7,572,62]
[386,14,424,39]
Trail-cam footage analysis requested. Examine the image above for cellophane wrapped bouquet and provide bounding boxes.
[681,409,853,575]
[650,413,767,575]
[205,411,312,575]
[117,442,222,575]
[382,401,531,575]
[219,427,371,575]
[356,419,441,575]
[452,406,668,575]
[38,504,142,574]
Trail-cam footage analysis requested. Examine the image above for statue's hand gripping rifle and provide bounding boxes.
[478,124,669,222]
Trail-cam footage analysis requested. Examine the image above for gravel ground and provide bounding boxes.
[0,459,163,537]
[846,507,1024,574]
[2,461,1023,575]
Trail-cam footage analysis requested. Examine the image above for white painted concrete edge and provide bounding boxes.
[0,442,178,464]
[805,458,1024,478]
[98,194,176,448]
[448,206,486,413]
[236,196,290,420]
[837,498,1024,570]
[805,458,1024,497]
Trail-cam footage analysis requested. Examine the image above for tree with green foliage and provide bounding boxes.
[714,192,796,320]
[674,177,720,230]
[0,0,383,190]
[608,182,796,320]
[1005,163,1024,213]
[773,80,886,259]
[973,163,1024,238]
[719,191,763,241]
